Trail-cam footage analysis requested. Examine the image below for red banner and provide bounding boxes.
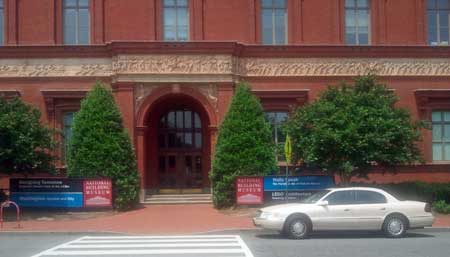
[83,179,112,207]
[236,177,264,205]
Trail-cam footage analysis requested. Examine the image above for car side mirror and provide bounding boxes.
[317,200,329,206]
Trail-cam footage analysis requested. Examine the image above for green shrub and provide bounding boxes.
[350,182,450,203]
[285,75,426,184]
[210,83,277,208]
[0,97,56,175]
[67,82,140,210]
[433,200,450,214]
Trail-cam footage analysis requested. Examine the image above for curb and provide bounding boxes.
[420,227,450,232]
[0,227,448,235]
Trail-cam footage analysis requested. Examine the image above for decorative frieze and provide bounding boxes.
[112,55,234,75]
[239,58,450,77]
[0,58,112,77]
[1,56,450,78]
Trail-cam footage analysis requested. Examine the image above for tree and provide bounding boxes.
[210,83,277,208]
[67,82,140,210]
[0,97,55,174]
[285,75,426,184]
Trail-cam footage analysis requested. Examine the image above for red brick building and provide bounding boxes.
[1,0,450,197]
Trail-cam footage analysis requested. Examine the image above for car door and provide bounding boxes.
[314,190,357,230]
[351,190,389,230]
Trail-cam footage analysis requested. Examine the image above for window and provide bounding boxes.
[63,0,90,45]
[261,0,287,45]
[62,112,75,163]
[325,190,356,205]
[0,0,4,45]
[163,0,189,41]
[345,0,370,45]
[265,111,288,161]
[432,111,450,161]
[355,190,387,204]
[427,0,450,45]
[159,109,202,149]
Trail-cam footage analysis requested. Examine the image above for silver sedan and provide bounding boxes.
[253,187,434,239]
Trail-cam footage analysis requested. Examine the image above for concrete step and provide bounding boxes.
[145,194,212,199]
[142,200,212,205]
[143,193,212,205]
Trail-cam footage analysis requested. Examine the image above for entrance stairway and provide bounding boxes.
[143,193,213,205]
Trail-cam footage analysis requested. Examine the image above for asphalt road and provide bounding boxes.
[0,229,449,257]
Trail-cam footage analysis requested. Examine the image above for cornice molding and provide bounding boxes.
[1,42,450,58]
[1,44,450,80]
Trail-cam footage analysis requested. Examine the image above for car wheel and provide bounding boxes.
[285,217,310,239]
[383,215,407,238]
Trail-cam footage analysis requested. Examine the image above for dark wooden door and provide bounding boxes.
[157,109,203,189]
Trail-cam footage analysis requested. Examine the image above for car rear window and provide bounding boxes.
[355,190,387,204]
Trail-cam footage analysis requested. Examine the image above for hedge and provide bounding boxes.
[351,182,450,213]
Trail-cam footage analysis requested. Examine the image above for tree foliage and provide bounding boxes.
[285,75,426,183]
[67,82,140,210]
[0,97,55,174]
[210,83,277,208]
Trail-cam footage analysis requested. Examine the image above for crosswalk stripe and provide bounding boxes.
[82,235,238,239]
[42,249,246,255]
[59,243,242,248]
[74,238,239,243]
[31,235,254,257]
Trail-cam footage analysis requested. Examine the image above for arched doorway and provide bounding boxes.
[144,93,212,193]
[157,108,203,188]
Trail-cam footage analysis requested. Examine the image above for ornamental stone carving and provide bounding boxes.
[112,55,234,75]
[134,84,159,111]
[134,84,219,114]
[239,58,450,77]
[0,58,112,77]
[1,55,450,78]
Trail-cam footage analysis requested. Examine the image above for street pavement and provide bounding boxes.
[1,229,450,257]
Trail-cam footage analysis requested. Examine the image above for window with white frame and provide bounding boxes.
[265,111,289,161]
[0,0,4,45]
[63,0,90,45]
[261,0,287,45]
[432,111,450,161]
[427,0,450,45]
[62,112,75,164]
[345,0,370,45]
[163,0,189,41]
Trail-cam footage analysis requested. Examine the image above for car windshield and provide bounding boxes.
[300,190,330,203]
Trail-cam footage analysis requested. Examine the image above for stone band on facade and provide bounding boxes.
[2,55,450,79]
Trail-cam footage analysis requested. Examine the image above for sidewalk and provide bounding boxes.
[0,204,255,234]
[0,205,449,234]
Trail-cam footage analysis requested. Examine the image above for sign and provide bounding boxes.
[264,176,334,191]
[83,179,112,207]
[236,175,334,205]
[10,178,113,208]
[264,176,334,203]
[236,177,264,205]
[10,179,83,208]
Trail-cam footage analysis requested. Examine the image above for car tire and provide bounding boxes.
[383,215,407,238]
[285,217,310,239]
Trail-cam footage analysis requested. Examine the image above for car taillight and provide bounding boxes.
[425,203,432,213]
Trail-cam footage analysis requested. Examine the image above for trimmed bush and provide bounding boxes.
[67,82,140,210]
[0,97,55,175]
[286,75,426,184]
[210,83,277,208]
[433,200,450,214]
[351,182,450,205]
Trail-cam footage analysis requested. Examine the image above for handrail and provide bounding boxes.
[0,201,21,229]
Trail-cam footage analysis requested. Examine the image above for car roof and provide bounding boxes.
[326,187,387,193]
